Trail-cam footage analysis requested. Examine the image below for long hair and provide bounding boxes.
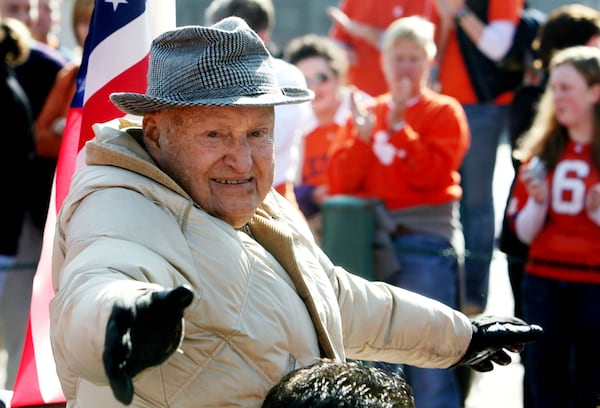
[515,45,600,171]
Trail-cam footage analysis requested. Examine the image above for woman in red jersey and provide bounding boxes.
[506,45,600,408]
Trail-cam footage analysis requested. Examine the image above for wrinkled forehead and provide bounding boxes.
[148,105,276,128]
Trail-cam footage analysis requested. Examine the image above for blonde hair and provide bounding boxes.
[0,17,31,66]
[380,16,437,60]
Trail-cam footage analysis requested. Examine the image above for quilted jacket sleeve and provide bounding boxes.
[316,245,473,368]
[50,181,195,394]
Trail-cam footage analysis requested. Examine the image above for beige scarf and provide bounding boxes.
[248,205,337,359]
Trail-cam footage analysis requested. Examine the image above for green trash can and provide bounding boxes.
[321,195,377,281]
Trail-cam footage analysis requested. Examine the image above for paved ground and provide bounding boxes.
[465,141,523,408]
[0,349,4,392]
[464,248,523,408]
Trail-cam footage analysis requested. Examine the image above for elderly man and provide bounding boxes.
[50,17,542,407]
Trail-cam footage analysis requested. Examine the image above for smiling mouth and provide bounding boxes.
[212,178,252,184]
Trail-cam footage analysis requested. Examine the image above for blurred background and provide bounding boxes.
[56,0,600,58]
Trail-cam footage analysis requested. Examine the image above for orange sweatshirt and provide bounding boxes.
[327,88,470,210]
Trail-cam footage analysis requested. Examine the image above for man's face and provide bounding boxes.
[0,0,32,27]
[144,105,275,228]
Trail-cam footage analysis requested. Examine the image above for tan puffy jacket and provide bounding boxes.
[50,120,472,407]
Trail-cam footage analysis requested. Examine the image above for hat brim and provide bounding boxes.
[110,87,314,116]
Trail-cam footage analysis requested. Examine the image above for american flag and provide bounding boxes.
[10,1,173,405]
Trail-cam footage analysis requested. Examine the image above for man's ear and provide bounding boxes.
[143,113,161,158]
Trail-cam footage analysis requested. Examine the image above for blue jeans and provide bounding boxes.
[385,232,462,408]
[522,274,600,408]
[461,103,508,310]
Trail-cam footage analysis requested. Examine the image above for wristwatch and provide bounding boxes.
[454,5,470,23]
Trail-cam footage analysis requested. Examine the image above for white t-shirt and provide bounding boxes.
[272,57,312,187]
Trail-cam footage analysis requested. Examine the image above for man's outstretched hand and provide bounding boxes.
[103,286,194,405]
[457,315,544,372]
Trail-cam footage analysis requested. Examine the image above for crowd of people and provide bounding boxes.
[1,0,70,393]
[1,0,599,407]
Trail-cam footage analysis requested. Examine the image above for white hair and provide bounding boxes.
[381,16,437,60]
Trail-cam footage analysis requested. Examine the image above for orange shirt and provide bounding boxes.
[301,123,339,187]
[438,0,522,105]
[329,0,439,96]
[327,89,470,210]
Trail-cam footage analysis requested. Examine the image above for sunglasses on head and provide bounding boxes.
[306,72,332,87]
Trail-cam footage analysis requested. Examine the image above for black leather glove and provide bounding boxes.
[457,315,543,372]
[103,286,194,405]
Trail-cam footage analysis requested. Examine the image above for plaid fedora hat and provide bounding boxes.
[110,16,313,115]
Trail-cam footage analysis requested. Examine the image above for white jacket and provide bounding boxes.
[50,120,472,407]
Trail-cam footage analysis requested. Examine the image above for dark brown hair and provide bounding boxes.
[535,4,600,70]
[283,34,348,79]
